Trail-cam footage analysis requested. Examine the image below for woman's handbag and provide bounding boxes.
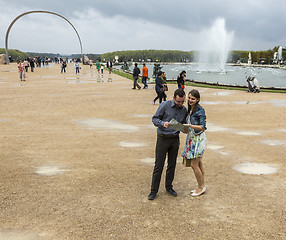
[182,158,191,167]
[181,84,185,89]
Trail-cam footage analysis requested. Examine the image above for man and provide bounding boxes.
[132,63,141,90]
[153,71,164,104]
[252,77,260,93]
[106,59,113,74]
[142,63,148,89]
[148,88,187,200]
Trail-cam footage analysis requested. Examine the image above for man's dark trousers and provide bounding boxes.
[151,134,180,193]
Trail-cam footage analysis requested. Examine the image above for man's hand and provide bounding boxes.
[163,122,170,128]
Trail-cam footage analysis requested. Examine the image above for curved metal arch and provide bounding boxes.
[5,10,83,64]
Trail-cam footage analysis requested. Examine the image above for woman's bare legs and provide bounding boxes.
[190,157,205,193]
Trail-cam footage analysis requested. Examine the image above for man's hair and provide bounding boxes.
[157,71,163,76]
[174,88,185,98]
[143,63,145,66]
[135,63,138,66]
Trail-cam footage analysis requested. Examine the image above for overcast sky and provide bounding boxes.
[0,0,285,55]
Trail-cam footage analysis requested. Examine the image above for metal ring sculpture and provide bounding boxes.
[5,10,83,64]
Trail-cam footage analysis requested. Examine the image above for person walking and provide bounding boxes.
[17,60,26,81]
[23,59,29,72]
[75,61,80,74]
[30,58,35,72]
[96,60,100,74]
[153,71,166,104]
[148,88,188,200]
[132,63,141,90]
[177,70,186,89]
[142,63,148,89]
[106,59,113,74]
[100,64,104,74]
[89,59,93,69]
[61,61,67,73]
[162,72,168,101]
[182,89,207,197]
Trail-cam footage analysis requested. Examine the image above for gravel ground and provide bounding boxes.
[0,63,285,240]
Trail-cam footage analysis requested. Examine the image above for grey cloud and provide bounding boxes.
[1,0,286,52]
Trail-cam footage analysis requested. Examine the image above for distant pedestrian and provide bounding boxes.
[17,60,26,81]
[61,61,67,73]
[106,59,113,74]
[161,72,168,101]
[23,59,29,72]
[153,71,165,104]
[177,70,186,89]
[30,58,35,72]
[132,63,141,90]
[101,64,104,74]
[75,61,80,74]
[89,59,93,68]
[96,60,100,74]
[142,63,148,89]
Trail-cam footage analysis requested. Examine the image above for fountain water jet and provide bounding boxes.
[196,18,234,72]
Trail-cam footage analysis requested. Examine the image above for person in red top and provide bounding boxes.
[17,60,26,81]
[142,63,148,89]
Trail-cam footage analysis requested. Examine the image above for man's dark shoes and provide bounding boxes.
[166,188,177,197]
[148,192,156,200]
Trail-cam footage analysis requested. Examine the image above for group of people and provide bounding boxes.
[92,59,113,75]
[17,56,50,81]
[153,71,167,104]
[132,63,149,90]
[246,76,260,93]
[148,88,207,200]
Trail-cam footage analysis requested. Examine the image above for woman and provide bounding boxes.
[177,70,186,89]
[153,71,165,104]
[17,60,26,81]
[182,89,207,196]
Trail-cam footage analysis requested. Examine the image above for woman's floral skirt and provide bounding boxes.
[182,130,207,159]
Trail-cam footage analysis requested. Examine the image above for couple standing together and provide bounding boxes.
[148,88,207,200]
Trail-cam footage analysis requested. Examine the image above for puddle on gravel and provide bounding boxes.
[200,101,226,105]
[235,131,261,136]
[212,91,234,96]
[75,118,140,132]
[144,124,156,130]
[36,166,67,176]
[260,139,286,146]
[207,144,228,155]
[233,101,249,105]
[66,80,84,83]
[268,99,286,107]
[207,123,228,132]
[41,75,57,79]
[233,162,277,175]
[119,142,148,147]
[131,114,153,118]
[0,231,51,240]
[140,157,155,165]
[207,144,224,150]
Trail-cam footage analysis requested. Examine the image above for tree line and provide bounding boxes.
[0,48,29,62]
[100,47,285,64]
[1,47,285,64]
